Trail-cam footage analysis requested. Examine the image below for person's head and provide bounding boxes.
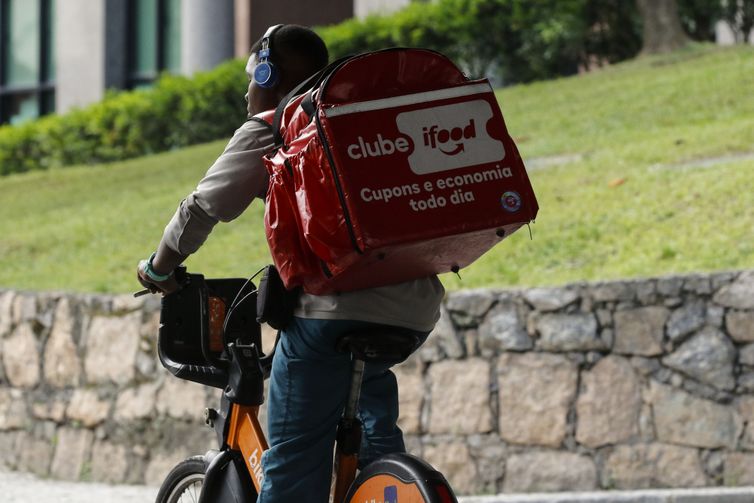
[245,24,328,116]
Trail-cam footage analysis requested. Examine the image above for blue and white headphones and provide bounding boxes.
[253,24,284,88]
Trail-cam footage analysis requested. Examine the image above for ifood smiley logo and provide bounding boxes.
[422,120,476,156]
[397,100,505,175]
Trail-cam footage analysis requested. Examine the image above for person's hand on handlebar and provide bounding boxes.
[136,244,188,296]
[137,256,180,295]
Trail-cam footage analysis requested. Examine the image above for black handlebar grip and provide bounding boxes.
[157,342,228,389]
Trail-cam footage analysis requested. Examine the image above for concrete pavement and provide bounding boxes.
[461,488,754,503]
[0,471,157,503]
[2,470,753,503]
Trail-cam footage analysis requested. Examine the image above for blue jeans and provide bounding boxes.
[256,317,428,503]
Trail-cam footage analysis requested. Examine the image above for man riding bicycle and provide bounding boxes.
[136,24,443,503]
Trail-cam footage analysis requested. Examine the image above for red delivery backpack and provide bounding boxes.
[260,48,538,295]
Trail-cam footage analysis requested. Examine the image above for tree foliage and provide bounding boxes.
[318,0,751,84]
[678,0,724,40]
[583,0,643,62]
[318,0,643,85]
[723,0,754,42]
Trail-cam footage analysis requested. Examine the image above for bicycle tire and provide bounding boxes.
[344,452,457,503]
[155,456,206,503]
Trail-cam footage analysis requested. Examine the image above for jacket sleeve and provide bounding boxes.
[161,120,273,255]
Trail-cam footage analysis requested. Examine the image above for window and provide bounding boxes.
[128,0,181,88]
[0,0,55,125]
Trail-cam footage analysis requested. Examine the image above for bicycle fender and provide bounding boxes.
[344,452,457,503]
[198,449,257,503]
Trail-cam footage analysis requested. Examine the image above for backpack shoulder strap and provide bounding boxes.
[249,110,275,130]
[271,56,353,148]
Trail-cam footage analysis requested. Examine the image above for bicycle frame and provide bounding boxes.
[203,357,366,502]
[226,404,267,492]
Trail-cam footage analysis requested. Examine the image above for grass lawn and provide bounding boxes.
[1,44,753,294]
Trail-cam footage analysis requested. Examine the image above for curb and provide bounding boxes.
[458,487,754,503]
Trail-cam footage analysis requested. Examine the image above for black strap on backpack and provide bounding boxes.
[271,56,352,149]
[248,116,274,130]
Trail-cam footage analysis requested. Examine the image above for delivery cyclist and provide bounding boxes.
[136,24,444,503]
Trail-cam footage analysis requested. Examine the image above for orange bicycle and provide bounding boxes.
[147,271,457,503]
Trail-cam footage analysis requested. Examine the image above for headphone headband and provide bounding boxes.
[262,24,284,42]
[259,24,284,60]
[254,24,284,88]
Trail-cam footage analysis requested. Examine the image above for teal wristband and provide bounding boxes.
[144,252,172,282]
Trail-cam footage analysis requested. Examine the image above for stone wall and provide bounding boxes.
[1,270,754,494]
[0,292,219,486]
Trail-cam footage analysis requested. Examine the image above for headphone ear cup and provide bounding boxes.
[254,61,279,88]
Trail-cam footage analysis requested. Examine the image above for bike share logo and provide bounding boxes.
[362,485,398,503]
[384,485,398,503]
[249,448,264,486]
[345,100,505,175]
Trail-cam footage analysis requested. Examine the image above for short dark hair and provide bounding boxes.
[251,25,328,81]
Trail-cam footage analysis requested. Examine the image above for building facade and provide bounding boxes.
[0,0,56,125]
[0,0,368,125]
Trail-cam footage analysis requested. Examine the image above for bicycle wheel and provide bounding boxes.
[343,453,457,503]
[155,456,205,503]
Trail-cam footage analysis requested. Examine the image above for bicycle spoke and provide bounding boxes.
[187,481,200,503]
[171,478,202,503]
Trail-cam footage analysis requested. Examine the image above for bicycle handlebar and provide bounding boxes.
[157,340,230,389]
[134,266,188,298]
[140,268,273,390]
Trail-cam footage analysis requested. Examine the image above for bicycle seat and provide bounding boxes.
[336,328,421,364]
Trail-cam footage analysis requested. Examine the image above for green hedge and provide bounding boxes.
[0,59,248,176]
